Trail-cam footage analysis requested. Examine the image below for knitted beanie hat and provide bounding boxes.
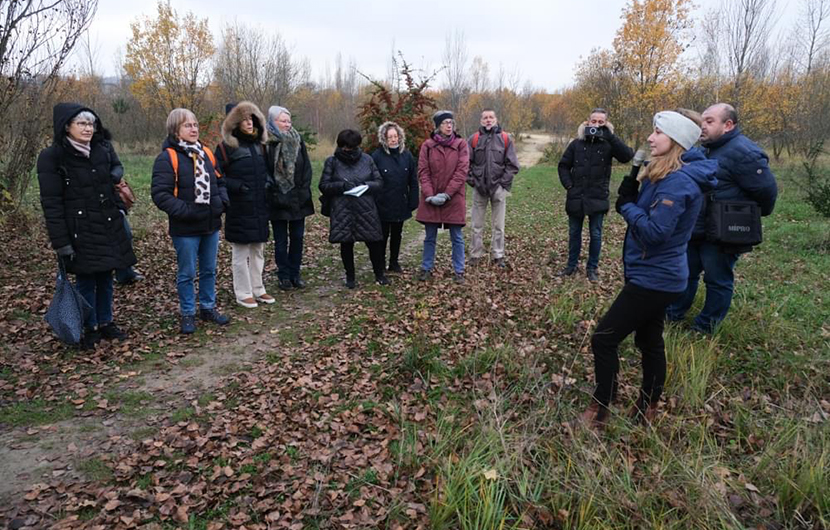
[653,111,701,150]
[432,110,454,129]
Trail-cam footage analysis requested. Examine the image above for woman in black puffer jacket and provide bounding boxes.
[151,108,230,335]
[38,103,136,349]
[215,101,274,309]
[265,105,314,291]
[371,121,418,273]
[319,129,386,289]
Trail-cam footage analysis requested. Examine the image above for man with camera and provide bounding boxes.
[467,108,520,268]
[666,103,778,333]
[558,108,634,281]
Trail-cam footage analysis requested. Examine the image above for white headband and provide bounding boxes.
[653,111,701,151]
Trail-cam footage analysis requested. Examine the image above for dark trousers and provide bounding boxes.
[76,270,114,329]
[591,282,682,407]
[382,221,404,267]
[272,218,306,281]
[340,241,385,280]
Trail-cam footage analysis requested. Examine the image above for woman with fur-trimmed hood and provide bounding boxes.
[215,101,275,309]
[370,121,418,273]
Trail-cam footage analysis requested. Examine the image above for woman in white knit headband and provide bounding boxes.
[573,109,720,430]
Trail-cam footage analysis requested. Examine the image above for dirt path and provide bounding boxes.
[515,131,555,167]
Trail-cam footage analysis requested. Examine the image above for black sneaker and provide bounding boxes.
[291,277,306,289]
[417,269,432,282]
[587,269,599,282]
[278,278,293,291]
[387,263,403,274]
[80,328,101,350]
[453,272,465,284]
[99,322,127,340]
[375,275,390,286]
[180,315,197,335]
[345,278,356,289]
[559,266,577,277]
[493,258,507,269]
[199,308,230,325]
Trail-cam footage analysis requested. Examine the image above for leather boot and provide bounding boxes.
[628,396,660,425]
[570,401,610,432]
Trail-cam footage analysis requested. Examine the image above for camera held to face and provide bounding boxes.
[585,125,606,140]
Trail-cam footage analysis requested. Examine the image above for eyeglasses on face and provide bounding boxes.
[72,121,96,130]
[181,122,199,130]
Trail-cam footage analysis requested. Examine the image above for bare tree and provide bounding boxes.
[213,22,303,110]
[442,29,469,111]
[469,56,490,94]
[793,0,830,73]
[0,0,98,207]
[723,0,777,100]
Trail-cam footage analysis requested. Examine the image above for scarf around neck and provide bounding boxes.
[432,132,457,147]
[177,139,210,204]
[67,138,91,158]
[334,147,362,165]
[268,127,301,194]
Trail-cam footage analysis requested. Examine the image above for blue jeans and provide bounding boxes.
[665,241,739,332]
[115,215,138,283]
[272,218,305,281]
[76,271,114,329]
[567,213,604,270]
[171,231,220,316]
[422,223,465,274]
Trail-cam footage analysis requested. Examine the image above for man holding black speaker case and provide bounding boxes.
[666,103,778,334]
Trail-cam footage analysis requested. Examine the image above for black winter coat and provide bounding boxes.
[215,138,270,243]
[558,124,634,217]
[370,147,418,222]
[319,153,383,243]
[151,137,228,237]
[266,139,315,221]
[37,103,136,275]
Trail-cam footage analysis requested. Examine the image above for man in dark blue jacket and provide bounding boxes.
[666,103,778,333]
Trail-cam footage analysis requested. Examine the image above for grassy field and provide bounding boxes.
[1,153,828,529]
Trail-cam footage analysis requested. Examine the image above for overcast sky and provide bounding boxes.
[83,0,797,91]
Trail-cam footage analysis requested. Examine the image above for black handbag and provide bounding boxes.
[705,195,762,247]
[44,257,91,344]
[319,194,331,217]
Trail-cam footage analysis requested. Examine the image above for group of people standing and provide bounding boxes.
[38,99,777,434]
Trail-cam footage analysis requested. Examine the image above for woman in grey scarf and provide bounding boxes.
[265,106,314,291]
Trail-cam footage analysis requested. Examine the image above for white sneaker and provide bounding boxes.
[256,294,276,305]
[237,297,258,308]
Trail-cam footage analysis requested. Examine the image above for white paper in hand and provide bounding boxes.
[344,184,369,197]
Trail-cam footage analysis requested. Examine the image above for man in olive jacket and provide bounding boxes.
[466,108,520,268]
[558,108,633,281]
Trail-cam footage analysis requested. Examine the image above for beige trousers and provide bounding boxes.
[231,242,266,301]
[470,186,509,259]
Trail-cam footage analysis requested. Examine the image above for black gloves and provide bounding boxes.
[343,181,355,192]
[617,176,640,199]
[615,193,636,214]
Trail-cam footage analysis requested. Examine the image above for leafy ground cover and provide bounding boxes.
[0,150,827,529]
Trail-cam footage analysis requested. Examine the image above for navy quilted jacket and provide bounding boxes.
[319,153,383,243]
[693,127,778,238]
[215,138,270,244]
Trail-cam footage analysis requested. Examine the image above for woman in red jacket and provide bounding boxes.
[416,110,470,284]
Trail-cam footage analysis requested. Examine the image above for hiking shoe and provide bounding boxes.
[255,294,275,305]
[587,269,599,282]
[291,277,306,289]
[116,270,145,285]
[453,272,465,284]
[417,269,432,282]
[387,262,403,274]
[344,278,356,289]
[468,257,483,267]
[180,315,197,335]
[199,308,230,325]
[278,278,293,291]
[99,322,127,340]
[493,257,507,269]
[80,328,101,350]
[238,297,258,308]
[375,275,390,286]
[559,266,577,277]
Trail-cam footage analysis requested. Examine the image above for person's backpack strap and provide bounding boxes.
[501,132,509,147]
[471,132,480,149]
[166,148,179,197]
[204,146,220,177]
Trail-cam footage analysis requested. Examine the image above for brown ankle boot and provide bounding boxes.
[571,401,610,432]
[628,397,660,425]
